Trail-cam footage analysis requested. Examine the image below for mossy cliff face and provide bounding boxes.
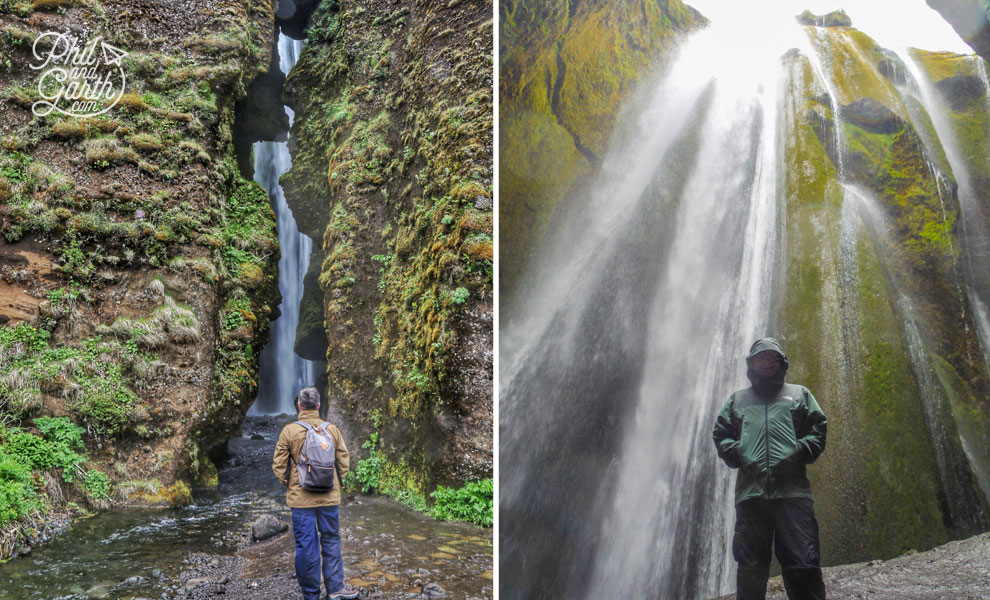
[778,22,990,565]
[0,0,280,545]
[282,0,493,495]
[911,48,990,506]
[499,0,704,295]
[913,49,990,222]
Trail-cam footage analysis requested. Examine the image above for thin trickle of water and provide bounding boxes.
[845,183,990,528]
[979,59,990,97]
[803,29,846,179]
[901,51,990,378]
[249,34,318,415]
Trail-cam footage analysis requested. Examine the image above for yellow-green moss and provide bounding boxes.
[499,0,704,293]
[805,27,905,112]
[854,236,948,556]
[911,49,981,83]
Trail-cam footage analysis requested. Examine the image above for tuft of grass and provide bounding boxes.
[97,281,201,349]
[83,138,139,168]
[128,132,163,152]
[51,121,89,140]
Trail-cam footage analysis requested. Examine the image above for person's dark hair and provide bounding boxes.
[298,387,320,410]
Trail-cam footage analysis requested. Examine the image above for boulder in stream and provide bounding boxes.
[250,515,288,542]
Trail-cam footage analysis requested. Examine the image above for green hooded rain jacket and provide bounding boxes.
[713,338,828,505]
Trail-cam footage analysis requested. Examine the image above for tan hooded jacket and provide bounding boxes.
[271,409,350,507]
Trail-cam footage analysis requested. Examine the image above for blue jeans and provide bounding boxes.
[291,506,344,599]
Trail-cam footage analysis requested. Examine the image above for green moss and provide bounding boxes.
[911,49,981,83]
[278,0,494,492]
[931,355,990,500]
[777,44,970,563]
[499,0,702,293]
[855,236,948,556]
[499,75,590,285]
[805,27,905,112]
[118,478,191,506]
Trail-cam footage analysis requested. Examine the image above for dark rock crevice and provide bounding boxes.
[550,50,602,168]
[232,28,291,178]
[275,0,325,40]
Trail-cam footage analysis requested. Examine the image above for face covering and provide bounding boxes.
[747,359,786,395]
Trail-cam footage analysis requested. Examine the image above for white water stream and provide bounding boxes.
[248,34,318,415]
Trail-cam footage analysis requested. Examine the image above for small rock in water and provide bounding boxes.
[124,575,145,585]
[250,514,288,541]
[152,569,163,579]
[84,584,112,599]
[422,581,447,598]
[417,568,431,577]
[250,434,265,440]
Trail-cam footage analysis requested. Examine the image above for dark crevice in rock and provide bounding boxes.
[293,245,328,362]
[276,0,325,40]
[550,51,601,168]
[232,31,290,178]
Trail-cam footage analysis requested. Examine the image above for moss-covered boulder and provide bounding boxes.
[796,9,853,27]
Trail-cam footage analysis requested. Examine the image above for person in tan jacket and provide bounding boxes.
[272,387,358,600]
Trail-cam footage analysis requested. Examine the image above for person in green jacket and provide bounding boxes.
[713,338,828,600]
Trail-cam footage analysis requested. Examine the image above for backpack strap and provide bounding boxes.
[297,421,333,434]
[317,422,343,483]
[288,421,311,468]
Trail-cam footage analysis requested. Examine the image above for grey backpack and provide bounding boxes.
[291,421,338,492]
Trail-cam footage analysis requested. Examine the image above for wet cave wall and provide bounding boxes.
[281,0,493,495]
[778,20,990,563]
[0,0,282,555]
[499,0,990,572]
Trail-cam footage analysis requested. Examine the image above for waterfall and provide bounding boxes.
[500,9,801,597]
[248,33,318,415]
[501,2,990,597]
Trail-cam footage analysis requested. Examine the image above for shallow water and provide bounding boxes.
[0,417,492,599]
[0,493,263,599]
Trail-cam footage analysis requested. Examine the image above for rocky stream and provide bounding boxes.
[0,416,493,600]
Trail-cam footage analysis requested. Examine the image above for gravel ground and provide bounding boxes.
[714,531,990,599]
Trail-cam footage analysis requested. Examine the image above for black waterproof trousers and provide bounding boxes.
[733,497,826,600]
